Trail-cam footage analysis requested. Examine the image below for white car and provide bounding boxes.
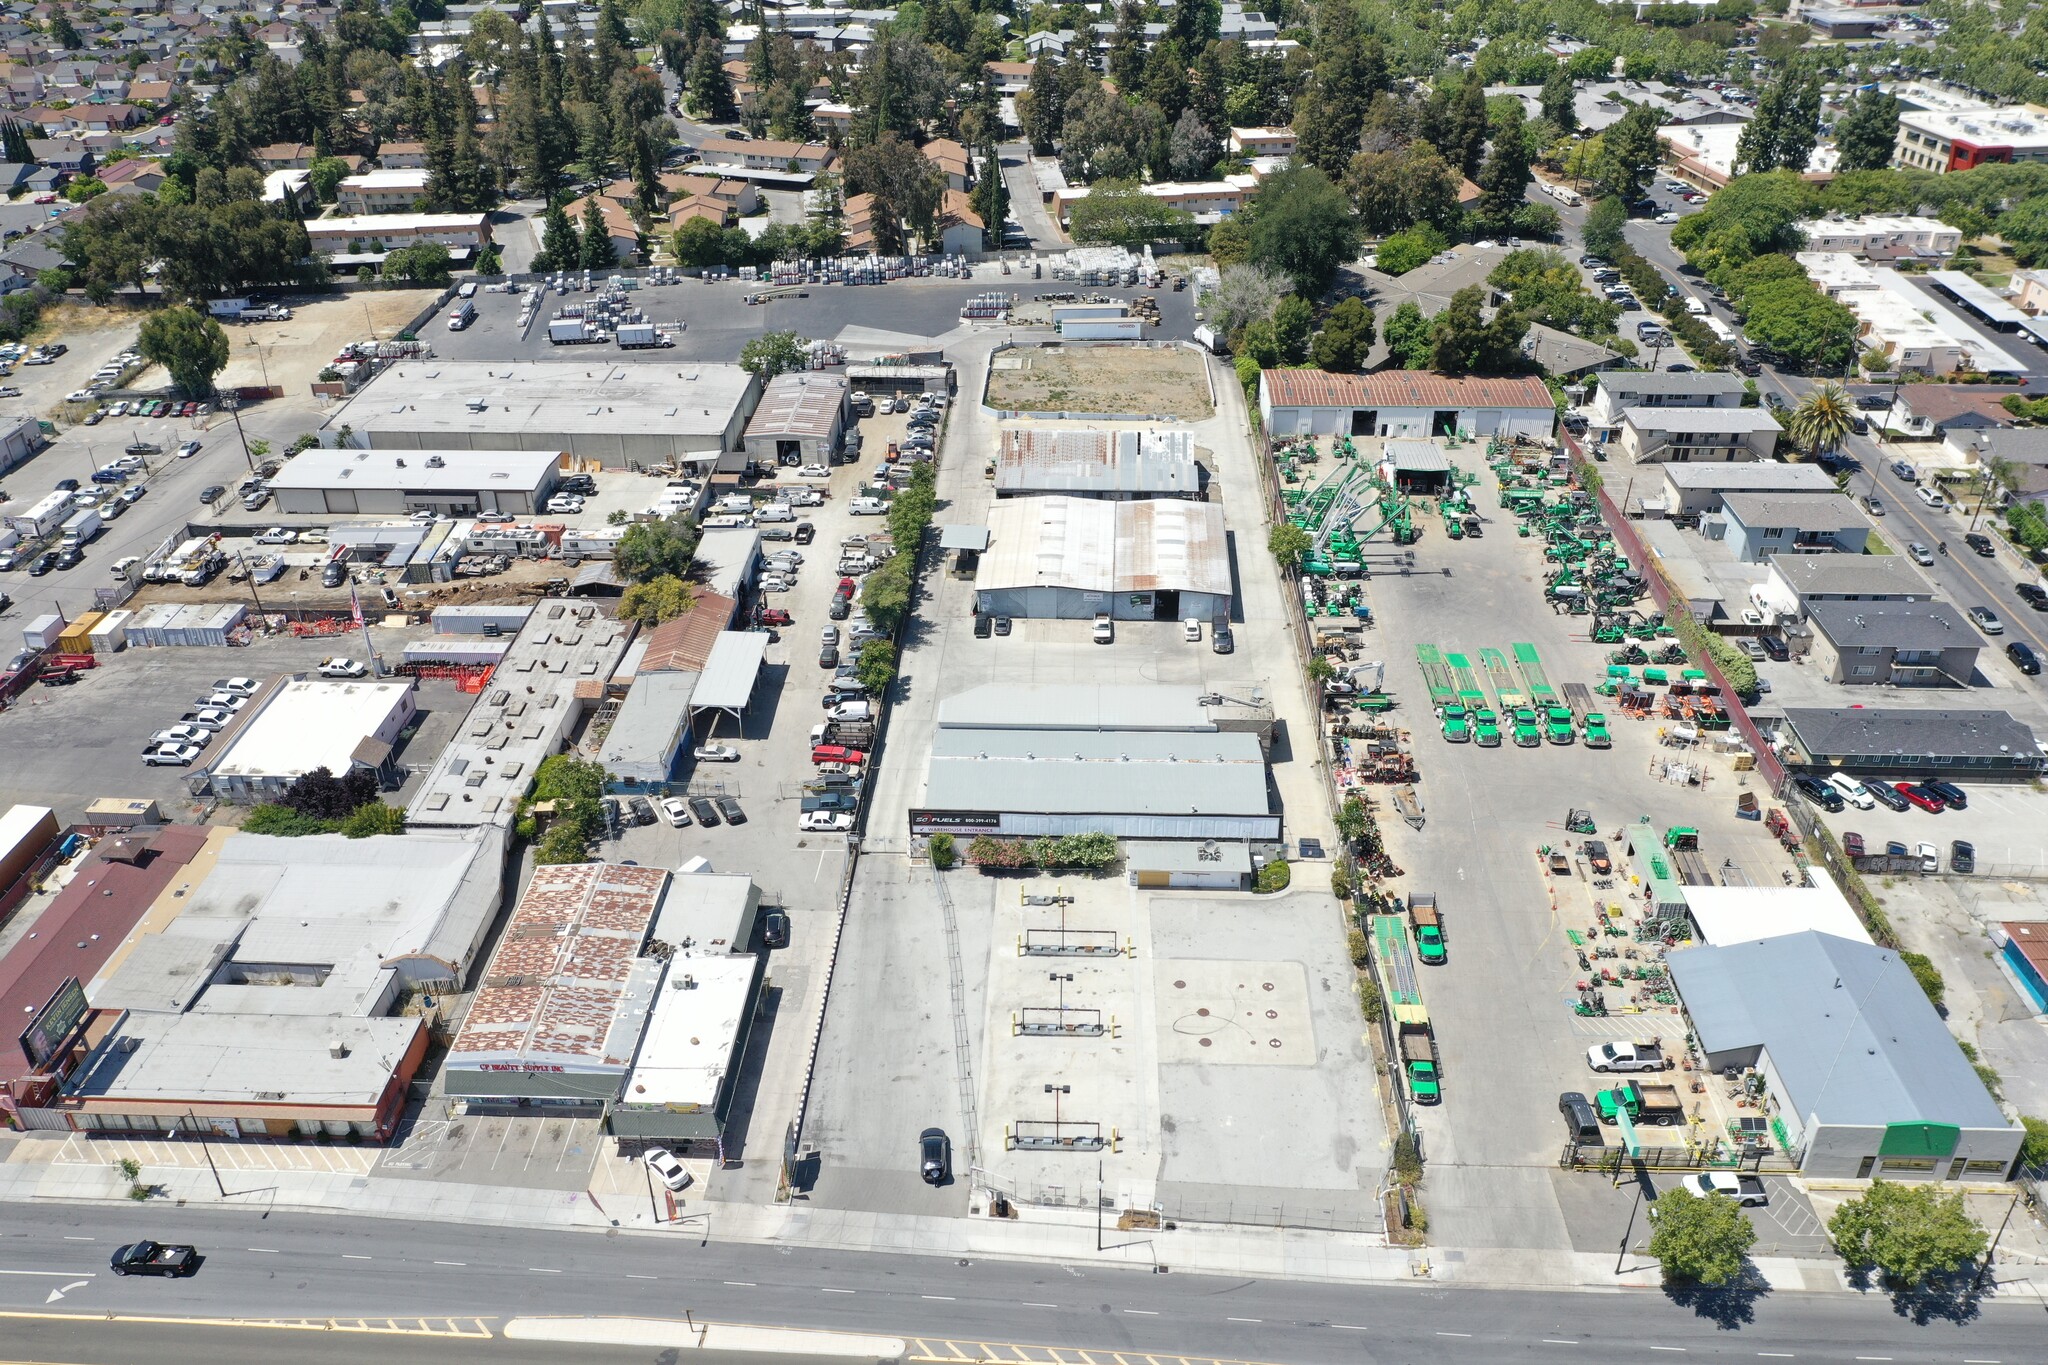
[694,744,741,762]
[317,658,368,679]
[642,1147,694,1192]
[255,527,297,545]
[149,725,210,749]
[177,441,201,459]
[765,550,803,566]
[1678,1172,1768,1206]
[1915,485,1947,509]
[410,509,440,523]
[186,707,236,730]
[1654,211,1680,225]
[211,677,261,697]
[196,692,249,711]
[143,743,202,766]
[797,464,832,479]
[545,494,585,513]
[800,811,855,833]
[659,796,693,827]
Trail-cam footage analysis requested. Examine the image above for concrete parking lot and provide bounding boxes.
[0,624,444,824]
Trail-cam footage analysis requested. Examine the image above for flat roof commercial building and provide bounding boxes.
[913,684,1278,842]
[326,361,761,468]
[270,447,563,517]
[1668,931,2022,1179]
[444,862,671,1110]
[993,427,1200,499]
[201,679,417,803]
[741,372,847,467]
[1894,102,2048,174]
[975,496,1232,621]
[1769,707,2044,781]
[1260,370,1556,441]
[303,213,491,255]
[599,671,698,793]
[406,601,632,829]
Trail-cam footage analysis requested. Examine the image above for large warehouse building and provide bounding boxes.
[1258,371,1556,439]
[994,427,1201,499]
[911,684,1280,842]
[325,362,761,467]
[974,496,1232,621]
[200,678,417,803]
[270,447,562,516]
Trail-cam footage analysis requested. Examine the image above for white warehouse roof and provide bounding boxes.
[209,679,413,783]
[329,361,757,444]
[979,496,1229,597]
[269,446,563,494]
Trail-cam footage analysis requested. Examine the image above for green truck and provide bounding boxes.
[1440,704,1472,742]
[1410,892,1445,964]
[1544,705,1576,745]
[1582,712,1612,748]
[1400,1022,1442,1104]
[1594,1080,1685,1127]
[1472,707,1502,746]
[1511,707,1542,747]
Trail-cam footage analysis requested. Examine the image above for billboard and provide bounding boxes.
[18,976,88,1069]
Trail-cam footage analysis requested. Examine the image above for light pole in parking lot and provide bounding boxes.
[220,395,256,473]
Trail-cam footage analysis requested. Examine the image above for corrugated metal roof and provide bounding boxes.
[1386,439,1450,472]
[936,684,1215,732]
[692,630,768,711]
[979,495,1116,593]
[641,592,737,673]
[743,372,847,441]
[926,729,1269,817]
[1116,500,1231,596]
[995,427,1199,496]
[1262,370,1554,410]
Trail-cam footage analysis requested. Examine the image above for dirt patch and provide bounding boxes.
[121,553,563,616]
[987,343,1213,420]
[213,289,442,392]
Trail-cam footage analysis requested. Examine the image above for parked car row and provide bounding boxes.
[1793,771,1971,817]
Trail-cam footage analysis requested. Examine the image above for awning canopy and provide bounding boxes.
[689,630,769,723]
[940,524,991,551]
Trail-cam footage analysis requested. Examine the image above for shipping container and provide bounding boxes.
[22,613,65,650]
[431,604,536,636]
[87,609,132,655]
[56,610,103,655]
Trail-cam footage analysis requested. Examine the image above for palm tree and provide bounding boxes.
[1788,382,1854,461]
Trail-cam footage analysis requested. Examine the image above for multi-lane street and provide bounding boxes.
[1,1204,2044,1364]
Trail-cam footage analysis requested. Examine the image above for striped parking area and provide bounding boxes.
[51,1133,379,1175]
[0,1311,494,1337]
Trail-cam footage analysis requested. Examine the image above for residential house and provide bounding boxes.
[1803,600,1983,687]
[1757,553,1936,623]
[336,167,431,214]
[95,157,165,192]
[0,162,60,195]
[1583,369,1748,438]
[1615,406,1782,463]
[1943,426,2048,498]
[558,194,640,262]
[922,137,971,191]
[252,142,320,170]
[24,138,88,175]
[1710,492,1873,562]
[305,213,493,259]
[1794,214,1961,261]
[0,232,67,288]
[377,141,428,169]
[935,187,983,256]
[1227,126,1297,158]
[985,60,1033,94]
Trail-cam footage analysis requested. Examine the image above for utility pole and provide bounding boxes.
[1097,1156,1105,1250]
[186,1109,227,1198]
[223,396,256,473]
[1973,1191,2021,1292]
[235,550,270,620]
[1615,1177,1644,1275]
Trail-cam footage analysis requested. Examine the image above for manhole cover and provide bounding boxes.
[1198,1037,1212,1048]
[1173,979,1186,989]
[1265,1010,1278,1019]
[1270,1039,1283,1048]
[1262,982,1275,991]
[1197,1007,1210,1017]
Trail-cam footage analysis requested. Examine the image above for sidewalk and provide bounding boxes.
[8,1135,2046,1297]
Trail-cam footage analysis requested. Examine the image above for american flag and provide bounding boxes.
[349,580,365,629]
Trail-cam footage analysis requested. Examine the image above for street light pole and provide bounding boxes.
[1972,1191,2021,1292]
[223,397,255,473]
[1615,1178,1645,1275]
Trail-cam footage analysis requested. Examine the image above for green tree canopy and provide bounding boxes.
[739,329,809,379]
[1248,165,1361,296]
[1068,180,1198,247]
[1648,1189,1757,1286]
[138,305,230,398]
[1834,88,1903,174]
[1828,1180,1987,1290]
[1310,297,1376,372]
[618,573,696,624]
[615,514,700,583]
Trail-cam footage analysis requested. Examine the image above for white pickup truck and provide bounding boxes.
[1586,1040,1672,1073]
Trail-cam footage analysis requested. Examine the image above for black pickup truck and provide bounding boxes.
[109,1240,198,1277]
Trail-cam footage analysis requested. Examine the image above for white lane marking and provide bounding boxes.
[1649,1349,1686,1354]
[528,1267,562,1274]
[1855,1359,1891,1362]
[1543,1341,1579,1347]
[821,1287,855,1294]
[1436,1332,1472,1338]
[1332,1325,1368,1331]
[1123,1309,1159,1316]
[44,1281,90,1304]
[246,1248,279,1254]
[627,1274,657,1280]
[434,1261,467,1267]
[1758,1355,1795,1359]
[0,1270,97,1277]
[1227,1317,1262,1324]
[922,1296,956,1301]
[1024,1302,1058,1308]
[724,1281,756,1287]
[62,1237,95,1242]
[342,1254,373,1260]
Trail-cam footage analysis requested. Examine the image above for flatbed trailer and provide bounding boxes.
[1560,681,1596,720]
[1479,646,1526,711]
[1514,643,1560,710]
[1415,645,1457,710]
[1371,914,1427,1028]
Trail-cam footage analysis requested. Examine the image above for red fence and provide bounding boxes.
[1589,477,1786,793]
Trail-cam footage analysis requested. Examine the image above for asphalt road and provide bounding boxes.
[2,1203,2044,1363]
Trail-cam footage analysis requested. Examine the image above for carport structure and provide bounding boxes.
[689,630,770,736]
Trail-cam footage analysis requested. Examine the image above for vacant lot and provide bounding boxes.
[987,343,1213,420]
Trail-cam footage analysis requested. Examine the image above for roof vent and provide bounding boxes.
[329,1039,350,1059]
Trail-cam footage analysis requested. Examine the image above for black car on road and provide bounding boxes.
[1965,532,1996,557]
[919,1127,951,1185]
[1792,774,1844,812]
[2016,583,2048,612]
[2009,641,2042,675]
[1865,780,1911,813]
[688,796,720,827]
[110,1241,198,1277]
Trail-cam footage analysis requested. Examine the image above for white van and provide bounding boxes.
[701,513,752,529]
[1183,618,1202,642]
[849,496,887,516]
[1685,296,1708,316]
[1827,771,1876,810]
[754,503,795,522]
[714,493,754,515]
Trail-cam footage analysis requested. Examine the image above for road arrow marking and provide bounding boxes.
[45,1281,89,1304]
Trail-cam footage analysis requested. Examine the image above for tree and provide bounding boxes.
[841,134,943,254]
[1271,294,1313,364]
[1582,196,1629,260]
[1375,224,1447,276]
[618,573,695,624]
[1476,104,1534,232]
[1168,109,1219,181]
[672,215,729,267]
[1310,297,1375,371]
[1248,165,1359,295]
[578,195,619,268]
[1210,262,1287,338]
[63,177,106,203]
[686,35,736,121]
[279,766,381,820]
[853,639,896,694]
[1828,1180,1988,1290]
[1334,795,1368,847]
[138,305,230,398]
[1788,382,1854,459]
[1540,65,1577,134]
[1382,300,1432,368]
[739,329,809,379]
[1428,284,1528,376]
[48,8,82,49]
[614,514,699,583]
[1268,521,1312,571]
[1344,143,1459,236]
[970,144,1006,248]
[1595,104,1662,203]
[1020,52,1061,154]
[1736,66,1824,174]
[536,199,577,271]
[1835,88,1903,174]
[1292,14,1384,175]
[1648,1189,1757,1287]
[1068,181,1195,247]
[382,241,453,284]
